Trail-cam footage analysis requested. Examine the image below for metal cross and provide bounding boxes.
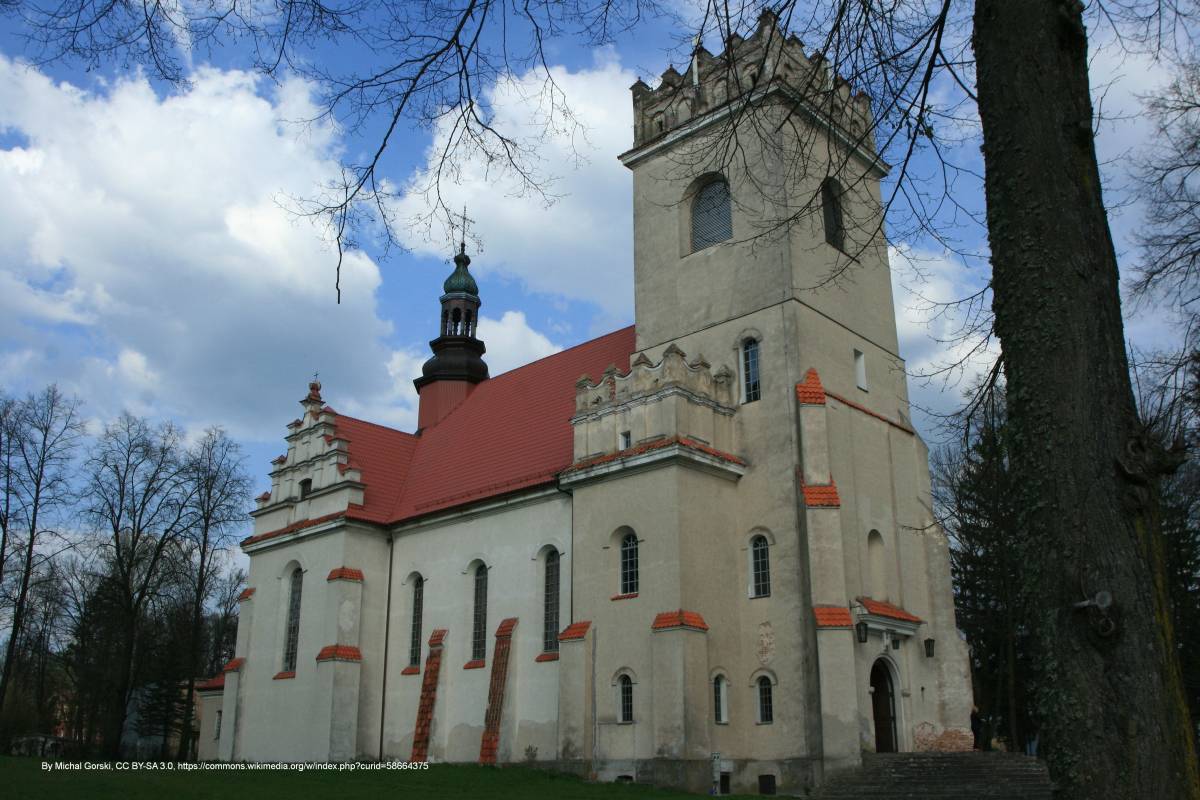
[457,205,475,254]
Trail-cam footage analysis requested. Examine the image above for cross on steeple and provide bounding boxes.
[456,205,475,254]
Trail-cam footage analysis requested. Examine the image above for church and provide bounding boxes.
[196,12,972,795]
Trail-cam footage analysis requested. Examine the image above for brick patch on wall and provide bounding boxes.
[479,617,518,764]
[410,628,447,762]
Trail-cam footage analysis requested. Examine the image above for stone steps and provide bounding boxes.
[816,752,1054,800]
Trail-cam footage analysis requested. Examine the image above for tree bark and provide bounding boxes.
[973,1,1200,797]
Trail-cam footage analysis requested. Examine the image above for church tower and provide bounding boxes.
[414,242,489,430]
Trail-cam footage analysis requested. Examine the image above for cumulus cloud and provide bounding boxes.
[393,52,638,318]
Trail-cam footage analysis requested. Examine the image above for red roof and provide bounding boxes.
[315,644,362,662]
[813,605,853,628]
[858,596,923,624]
[801,480,842,508]
[389,327,636,520]
[652,609,710,631]
[246,327,637,545]
[796,368,826,404]
[558,621,592,641]
[327,567,365,582]
[196,674,225,691]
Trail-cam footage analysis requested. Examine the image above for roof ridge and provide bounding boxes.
[336,414,419,439]
[484,324,634,382]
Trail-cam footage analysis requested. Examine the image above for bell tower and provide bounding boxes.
[414,241,489,430]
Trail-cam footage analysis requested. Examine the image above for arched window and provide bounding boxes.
[742,338,761,403]
[543,549,560,653]
[757,676,774,724]
[691,179,733,252]
[620,532,639,595]
[751,535,771,597]
[282,567,303,672]
[409,575,424,667]
[298,478,312,499]
[822,178,845,250]
[472,563,488,662]
[713,675,729,724]
[451,307,462,335]
[618,674,634,723]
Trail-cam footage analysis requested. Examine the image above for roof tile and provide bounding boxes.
[814,605,853,628]
[858,596,923,623]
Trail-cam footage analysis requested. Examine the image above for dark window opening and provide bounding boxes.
[758,774,777,795]
[757,676,774,724]
[751,535,771,597]
[620,532,639,595]
[543,550,560,652]
[691,179,733,252]
[472,564,488,662]
[409,576,424,667]
[822,178,845,251]
[282,568,303,673]
[618,674,634,723]
[742,339,761,403]
[298,478,312,499]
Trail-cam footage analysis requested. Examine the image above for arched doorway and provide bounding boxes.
[870,659,898,752]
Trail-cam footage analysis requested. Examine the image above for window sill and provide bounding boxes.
[617,720,635,725]
[463,659,486,670]
[611,592,639,601]
[755,721,774,726]
[750,592,771,599]
[715,721,729,726]
[273,671,296,680]
[535,652,560,663]
[400,665,420,676]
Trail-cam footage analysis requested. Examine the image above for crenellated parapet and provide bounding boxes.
[569,343,739,466]
[627,9,873,154]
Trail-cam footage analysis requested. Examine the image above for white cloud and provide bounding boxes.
[393,52,637,317]
[0,59,395,440]
[477,311,563,375]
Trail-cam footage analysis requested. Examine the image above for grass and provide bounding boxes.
[2,756,758,799]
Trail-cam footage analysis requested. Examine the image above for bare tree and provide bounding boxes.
[0,386,84,735]
[3,0,1199,795]
[82,413,192,757]
[175,427,250,761]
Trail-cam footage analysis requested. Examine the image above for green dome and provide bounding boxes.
[443,251,479,295]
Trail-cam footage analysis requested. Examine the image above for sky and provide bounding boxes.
[0,5,1182,526]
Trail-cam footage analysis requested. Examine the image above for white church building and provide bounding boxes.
[197,12,972,794]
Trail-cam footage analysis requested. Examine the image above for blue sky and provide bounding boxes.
[0,7,1181,513]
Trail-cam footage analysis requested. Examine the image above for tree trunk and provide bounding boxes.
[176,544,208,761]
[0,479,41,720]
[973,1,1200,797]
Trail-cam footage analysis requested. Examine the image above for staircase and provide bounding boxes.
[817,752,1055,799]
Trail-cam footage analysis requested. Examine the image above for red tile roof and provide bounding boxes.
[327,567,364,582]
[237,587,255,602]
[796,368,826,404]
[196,674,225,691]
[858,596,923,623]
[315,645,362,662]
[390,327,636,520]
[428,629,448,647]
[558,621,592,641]
[535,652,560,662]
[273,671,296,680]
[652,609,710,632]
[221,657,245,673]
[495,617,518,638]
[244,328,638,551]
[825,390,915,435]
[801,480,842,508]
[814,605,853,628]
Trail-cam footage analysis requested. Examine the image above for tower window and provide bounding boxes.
[620,531,639,595]
[298,478,312,499]
[854,348,868,391]
[757,676,774,724]
[619,430,632,450]
[472,563,488,662]
[691,178,733,252]
[822,178,845,251]
[282,567,303,673]
[714,675,728,724]
[618,674,634,722]
[543,549,560,653]
[409,575,424,667]
[751,535,771,598]
[742,338,761,403]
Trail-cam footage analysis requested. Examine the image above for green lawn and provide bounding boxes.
[1,756,756,799]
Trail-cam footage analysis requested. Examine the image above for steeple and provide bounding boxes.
[413,232,489,430]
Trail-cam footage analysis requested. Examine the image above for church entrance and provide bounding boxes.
[871,659,898,753]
